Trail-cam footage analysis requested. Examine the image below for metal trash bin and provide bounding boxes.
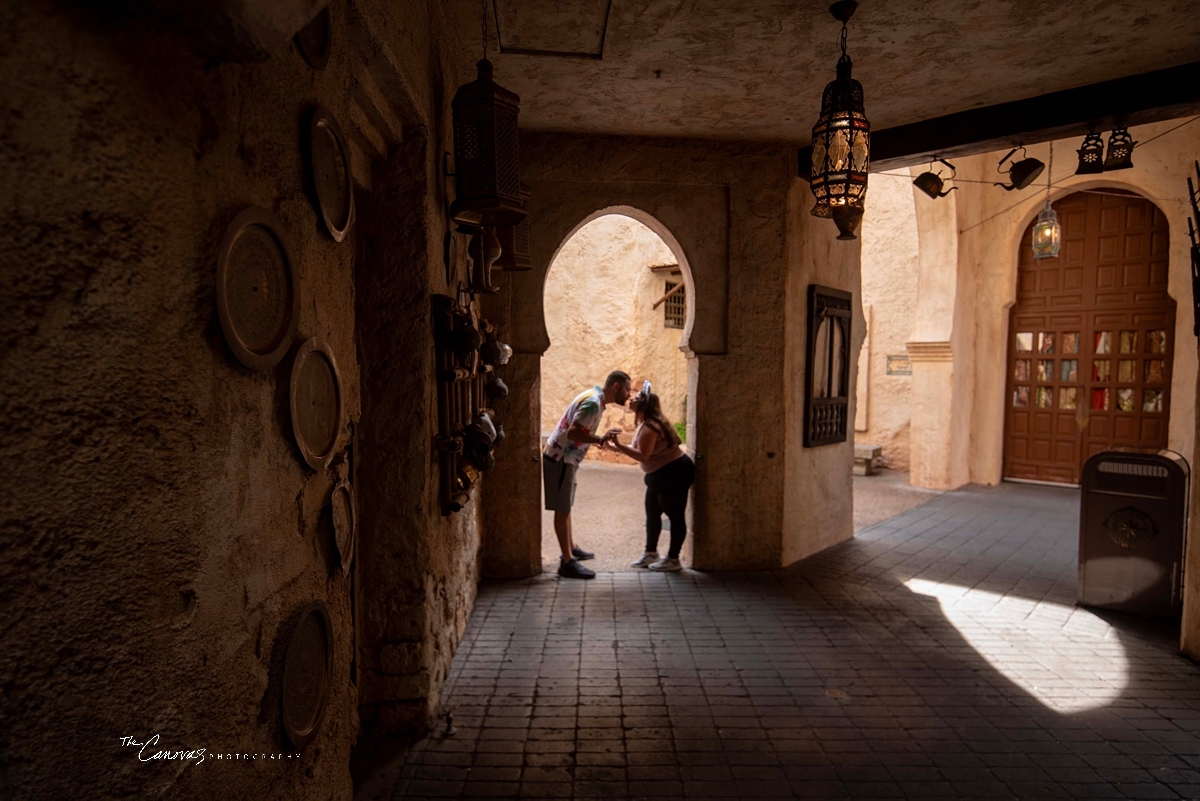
[1079,450,1190,620]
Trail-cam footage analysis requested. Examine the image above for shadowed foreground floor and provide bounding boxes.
[386,482,1200,799]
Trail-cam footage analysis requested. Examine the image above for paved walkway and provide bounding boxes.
[392,482,1200,799]
[542,464,940,573]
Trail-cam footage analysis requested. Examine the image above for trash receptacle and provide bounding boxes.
[1079,450,1190,620]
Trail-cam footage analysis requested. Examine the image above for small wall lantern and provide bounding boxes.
[1075,130,1105,175]
[913,157,958,199]
[809,0,870,239]
[450,59,526,227]
[994,146,1045,191]
[1104,127,1137,171]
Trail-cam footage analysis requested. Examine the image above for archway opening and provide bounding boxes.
[540,212,695,572]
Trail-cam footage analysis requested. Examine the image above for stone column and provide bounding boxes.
[906,170,971,490]
[479,271,544,578]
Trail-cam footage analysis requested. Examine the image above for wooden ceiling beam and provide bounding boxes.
[798,61,1200,177]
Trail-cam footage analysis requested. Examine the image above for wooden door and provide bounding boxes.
[1004,191,1173,484]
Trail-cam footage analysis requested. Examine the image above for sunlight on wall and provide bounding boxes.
[904,578,1128,713]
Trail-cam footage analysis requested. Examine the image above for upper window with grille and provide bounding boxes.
[663,282,685,329]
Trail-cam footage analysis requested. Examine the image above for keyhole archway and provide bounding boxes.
[539,209,697,571]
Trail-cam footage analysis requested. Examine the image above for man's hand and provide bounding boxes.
[603,428,622,445]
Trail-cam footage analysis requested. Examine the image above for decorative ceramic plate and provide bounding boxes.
[290,338,344,470]
[330,479,356,575]
[295,8,331,70]
[282,601,333,749]
[216,207,300,370]
[309,108,353,242]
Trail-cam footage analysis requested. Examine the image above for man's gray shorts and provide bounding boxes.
[542,456,577,513]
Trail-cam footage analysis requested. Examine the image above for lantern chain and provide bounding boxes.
[481,0,488,61]
[1045,142,1054,204]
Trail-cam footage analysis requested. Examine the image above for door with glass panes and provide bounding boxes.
[1003,190,1173,484]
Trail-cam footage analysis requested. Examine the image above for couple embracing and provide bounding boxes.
[542,370,696,580]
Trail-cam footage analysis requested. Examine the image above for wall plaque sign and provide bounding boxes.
[216,207,300,371]
[886,355,911,375]
[282,601,333,749]
[308,108,354,242]
[290,338,345,471]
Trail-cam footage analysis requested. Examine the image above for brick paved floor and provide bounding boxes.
[392,482,1200,799]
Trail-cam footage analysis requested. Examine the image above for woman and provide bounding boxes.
[606,382,695,571]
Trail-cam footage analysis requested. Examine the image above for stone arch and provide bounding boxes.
[544,206,699,356]
[504,182,729,360]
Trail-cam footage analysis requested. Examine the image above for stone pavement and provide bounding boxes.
[391,482,1200,799]
[542,464,940,573]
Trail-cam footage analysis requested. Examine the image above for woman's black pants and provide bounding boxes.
[644,455,696,559]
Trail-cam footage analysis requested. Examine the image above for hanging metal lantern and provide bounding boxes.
[1075,130,1105,175]
[1032,143,1061,260]
[450,59,526,227]
[1032,203,1062,259]
[493,183,533,271]
[810,1,870,236]
[1104,127,1136,171]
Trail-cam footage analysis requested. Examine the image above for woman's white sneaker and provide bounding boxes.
[630,552,659,568]
[648,557,682,572]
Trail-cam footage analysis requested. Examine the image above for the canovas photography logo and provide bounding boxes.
[120,734,300,766]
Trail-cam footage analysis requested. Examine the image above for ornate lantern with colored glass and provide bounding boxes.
[810,1,870,240]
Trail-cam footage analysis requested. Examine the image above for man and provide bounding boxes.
[543,370,631,579]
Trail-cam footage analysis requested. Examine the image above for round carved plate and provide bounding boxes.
[282,601,333,749]
[309,108,353,242]
[290,338,345,471]
[330,478,356,575]
[295,7,331,70]
[216,208,300,371]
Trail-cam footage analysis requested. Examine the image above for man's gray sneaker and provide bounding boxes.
[648,557,682,572]
[572,545,595,561]
[630,552,659,568]
[558,558,596,579]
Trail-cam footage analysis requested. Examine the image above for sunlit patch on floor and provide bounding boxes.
[904,577,1128,713]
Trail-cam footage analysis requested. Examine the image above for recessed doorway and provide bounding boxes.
[1004,190,1175,484]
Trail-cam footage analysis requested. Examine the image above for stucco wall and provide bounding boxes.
[0,1,478,798]
[541,214,686,450]
[855,171,921,469]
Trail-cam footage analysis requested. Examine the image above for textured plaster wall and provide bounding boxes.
[782,181,864,566]
[541,214,686,448]
[0,1,476,798]
[482,134,854,571]
[856,171,920,469]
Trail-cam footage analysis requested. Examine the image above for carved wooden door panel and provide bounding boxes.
[1003,191,1173,484]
